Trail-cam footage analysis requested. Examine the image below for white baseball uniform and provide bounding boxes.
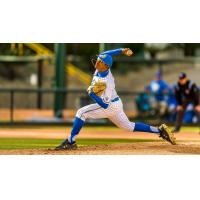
[76,69,135,131]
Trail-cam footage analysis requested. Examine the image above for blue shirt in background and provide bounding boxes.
[146,79,169,101]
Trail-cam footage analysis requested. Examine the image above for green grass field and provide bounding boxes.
[0,138,159,150]
[0,126,198,150]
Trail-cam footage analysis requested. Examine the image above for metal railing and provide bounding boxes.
[0,88,141,124]
[0,88,199,125]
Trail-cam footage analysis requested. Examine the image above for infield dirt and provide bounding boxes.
[1,141,200,155]
[0,127,200,155]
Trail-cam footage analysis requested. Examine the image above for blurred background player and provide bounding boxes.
[166,85,177,122]
[173,72,200,132]
[55,48,176,150]
[146,71,169,117]
[135,92,152,117]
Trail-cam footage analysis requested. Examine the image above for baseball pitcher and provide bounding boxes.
[55,48,176,150]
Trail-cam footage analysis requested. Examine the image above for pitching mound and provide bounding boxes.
[1,141,200,155]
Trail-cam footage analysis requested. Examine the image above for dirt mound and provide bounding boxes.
[1,142,200,155]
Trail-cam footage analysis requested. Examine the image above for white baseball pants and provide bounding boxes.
[76,99,135,131]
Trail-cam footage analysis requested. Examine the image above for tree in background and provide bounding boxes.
[163,43,200,56]
[144,44,167,59]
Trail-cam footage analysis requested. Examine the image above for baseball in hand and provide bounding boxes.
[126,49,133,56]
[123,48,133,56]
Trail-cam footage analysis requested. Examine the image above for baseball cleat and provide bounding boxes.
[159,124,176,145]
[55,139,77,150]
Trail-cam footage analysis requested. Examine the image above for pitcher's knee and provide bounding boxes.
[117,122,135,132]
[76,108,87,121]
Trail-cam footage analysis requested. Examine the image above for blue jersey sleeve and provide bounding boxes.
[88,92,109,109]
[159,80,169,92]
[101,48,123,56]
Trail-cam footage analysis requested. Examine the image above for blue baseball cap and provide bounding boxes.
[179,72,187,79]
[155,71,162,78]
[98,54,113,68]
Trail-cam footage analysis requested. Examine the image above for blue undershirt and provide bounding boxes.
[96,70,109,78]
[101,48,123,56]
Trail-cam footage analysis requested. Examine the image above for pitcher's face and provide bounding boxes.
[95,59,109,72]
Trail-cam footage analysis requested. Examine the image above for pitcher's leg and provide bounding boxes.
[134,122,160,134]
[55,103,106,150]
[68,117,85,144]
[109,110,176,144]
[109,111,160,134]
[68,103,104,143]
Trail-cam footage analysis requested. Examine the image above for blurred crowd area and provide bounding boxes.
[135,71,200,124]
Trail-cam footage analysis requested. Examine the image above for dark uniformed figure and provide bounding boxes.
[173,72,200,132]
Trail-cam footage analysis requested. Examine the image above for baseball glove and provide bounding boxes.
[87,81,107,96]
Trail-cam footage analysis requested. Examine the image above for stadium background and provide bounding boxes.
[0,43,200,154]
[0,43,200,125]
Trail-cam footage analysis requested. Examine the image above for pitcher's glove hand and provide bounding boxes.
[87,81,106,96]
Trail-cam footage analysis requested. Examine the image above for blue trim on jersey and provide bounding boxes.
[134,122,160,134]
[89,92,109,109]
[97,70,109,78]
[101,48,123,56]
[111,97,119,102]
[68,117,85,143]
